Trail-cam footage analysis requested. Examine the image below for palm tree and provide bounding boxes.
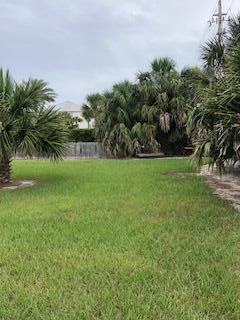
[96,82,138,157]
[181,66,210,105]
[95,81,159,157]
[188,16,240,171]
[0,69,67,184]
[139,57,189,155]
[82,93,103,128]
[95,58,192,157]
[201,16,240,80]
[228,15,240,46]
[81,105,92,129]
[201,38,225,79]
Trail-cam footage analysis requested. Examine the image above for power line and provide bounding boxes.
[227,0,236,13]
[194,0,230,65]
[193,0,219,64]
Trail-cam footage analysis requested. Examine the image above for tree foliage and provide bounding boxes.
[95,81,156,157]
[82,93,103,128]
[61,111,82,130]
[188,16,240,171]
[90,58,194,157]
[69,129,95,142]
[0,69,67,183]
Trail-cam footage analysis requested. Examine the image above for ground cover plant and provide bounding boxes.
[0,159,239,319]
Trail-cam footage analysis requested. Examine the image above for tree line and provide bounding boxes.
[82,15,240,171]
[0,14,239,184]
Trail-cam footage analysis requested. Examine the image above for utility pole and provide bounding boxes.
[210,0,228,42]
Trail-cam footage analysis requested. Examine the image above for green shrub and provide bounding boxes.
[68,129,95,142]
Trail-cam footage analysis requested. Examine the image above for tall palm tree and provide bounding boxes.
[201,38,225,79]
[228,15,240,46]
[82,93,103,128]
[201,16,240,80]
[0,69,67,184]
[139,57,189,155]
[188,16,240,171]
[181,66,210,105]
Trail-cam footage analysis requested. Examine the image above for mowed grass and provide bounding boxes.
[0,159,239,319]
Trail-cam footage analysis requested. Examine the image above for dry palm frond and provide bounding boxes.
[159,112,171,133]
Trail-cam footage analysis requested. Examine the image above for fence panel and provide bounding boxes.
[66,142,106,158]
[14,143,107,159]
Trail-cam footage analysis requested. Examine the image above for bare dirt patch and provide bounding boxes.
[0,180,36,191]
[199,166,240,211]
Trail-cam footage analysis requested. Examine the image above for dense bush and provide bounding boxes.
[68,129,95,142]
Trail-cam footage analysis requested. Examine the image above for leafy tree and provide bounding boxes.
[69,129,95,142]
[61,111,82,130]
[0,69,67,184]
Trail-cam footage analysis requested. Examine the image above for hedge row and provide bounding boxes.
[69,129,95,142]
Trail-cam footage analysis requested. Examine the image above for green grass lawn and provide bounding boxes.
[0,159,239,319]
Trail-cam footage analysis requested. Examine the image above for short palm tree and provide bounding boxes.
[96,82,139,157]
[0,69,67,184]
[96,81,159,157]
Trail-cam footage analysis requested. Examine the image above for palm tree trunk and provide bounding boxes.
[0,156,11,184]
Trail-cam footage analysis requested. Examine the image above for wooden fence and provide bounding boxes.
[66,142,106,158]
[15,143,107,159]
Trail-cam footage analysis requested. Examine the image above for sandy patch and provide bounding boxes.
[0,180,36,191]
[199,166,240,210]
[166,165,240,211]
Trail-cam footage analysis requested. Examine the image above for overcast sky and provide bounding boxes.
[0,0,239,104]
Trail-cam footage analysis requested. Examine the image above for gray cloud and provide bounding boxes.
[0,0,238,103]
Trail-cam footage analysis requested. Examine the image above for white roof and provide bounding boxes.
[56,101,81,112]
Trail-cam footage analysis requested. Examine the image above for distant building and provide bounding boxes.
[56,101,94,129]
